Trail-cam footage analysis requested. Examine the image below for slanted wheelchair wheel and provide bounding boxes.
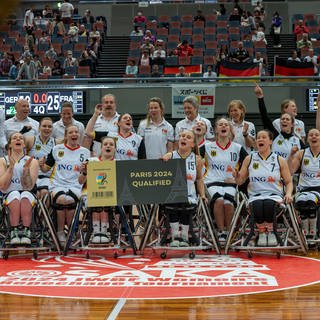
[160,252,167,259]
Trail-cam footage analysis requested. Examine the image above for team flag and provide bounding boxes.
[218,61,260,81]
[274,57,314,81]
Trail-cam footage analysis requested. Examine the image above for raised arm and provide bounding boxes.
[85,104,102,138]
[233,154,250,186]
[254,84,278,137]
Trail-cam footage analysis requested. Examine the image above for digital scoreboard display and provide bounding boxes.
[306,88,319,112]
[1,90,85,116]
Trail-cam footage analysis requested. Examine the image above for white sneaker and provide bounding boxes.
[20,228,31,245]
[257,232,267,246]
[170,239,180,247]
[100,233,111,244]
[267,232,278,246]
[10,229,20,245]
[57,231,66,244]
[218,231,227,243]
[92,234,101,244]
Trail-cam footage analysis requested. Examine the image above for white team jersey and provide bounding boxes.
[272,134,301,159]
[138,118,174,159]
[92,113,119,156]
[175,114,214,141]
[231,120,256,154]
[273,118,305,140]
[29,135,56,178]
[48,144,90,191]
[108,132,143,160]
[297,148,320,191]
[2,155,31,193]
[204,141,243,183]
[172,151,197,204]
[247,152,284,202]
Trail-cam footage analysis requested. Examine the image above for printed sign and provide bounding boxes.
[172,84,215,118]
[87,159,187,207]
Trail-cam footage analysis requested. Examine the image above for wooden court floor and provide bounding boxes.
[0,251,319,320]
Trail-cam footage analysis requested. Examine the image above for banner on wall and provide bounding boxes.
[171,84,215,118]
[87,159,188,207]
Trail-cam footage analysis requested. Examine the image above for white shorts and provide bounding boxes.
[295,191,320,204]
[37,177,52,189]
[206,184,236,205]
[248,194,283,204]
[4,190,36,206]
[51,187,81,202]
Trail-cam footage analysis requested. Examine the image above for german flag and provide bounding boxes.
[164,65,202,75]
[274,57,314,81]
[218,61,260,81]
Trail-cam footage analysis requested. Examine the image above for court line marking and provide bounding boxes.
[106,298,126,320]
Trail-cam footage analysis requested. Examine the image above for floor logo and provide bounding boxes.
[0,253,319,299]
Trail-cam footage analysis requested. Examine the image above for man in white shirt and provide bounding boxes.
[303,48,319,76]
[83,94,120,155]
[4,99,39,140]
[52,101,85,143]
[203,65,217,80]
[23,7,35,30]
[174,95,214,148]
[60,0,74,25]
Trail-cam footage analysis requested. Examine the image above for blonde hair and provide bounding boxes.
[227,99,246,122]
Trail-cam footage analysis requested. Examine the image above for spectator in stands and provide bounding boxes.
[177,40,193,57]
[140,37,155,55]
[133,11,146,26]
[218,4,227,16]
[241,11,251,27]
[42,65,52,77]
[68,22,79,43]
[0,52,13,77]
[82,9,95,25]
[4,99,39,139]
[33,54,42,77]
[78,24,88,37]
[151,64,162,77]
[42,4,53,18]
[130,26,143,37]
[176,66,189,77]
[254,1,263,13]
[194,10,206,22]
[63,50,79,69]
[253,51,267,76]
[16,53,37,81]
[59,0,74,25]
[88,38,100,56]
[52,101,85,142]
[203,65,217,80]
[303,48,319,76]
[39,31,51,44]
[45,45,58,61]
[288,50,301,62]
[254,16,265,31]
[143,30,155,44]
[234,0,244,16]
[252,27,267,44]
[51,60,64,76]
[25,28,35,53]
[294,20,309,37]
[23,7,35,31]
[89,24,101,44]
[271,11,282,48]
[229,7,241,23]
[140,49,151,67]
[8,61,20,80]
[79,50,96,76]
[52,15,66,37]
[152,41,166,66]
[125,59,138,76]
[230,41,250,63]
[297,33,312,50]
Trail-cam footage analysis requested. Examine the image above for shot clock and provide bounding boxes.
[0,90,84,116]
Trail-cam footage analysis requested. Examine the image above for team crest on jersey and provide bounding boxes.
[277,140,283,145]
[304,158,310,166]
[35,144,41,151]
[253,162,259,169]
[58,150,64,158]
[211,150,217,157]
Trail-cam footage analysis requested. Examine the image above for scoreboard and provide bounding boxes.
[306,88,319,112]
[1,90,85,116]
